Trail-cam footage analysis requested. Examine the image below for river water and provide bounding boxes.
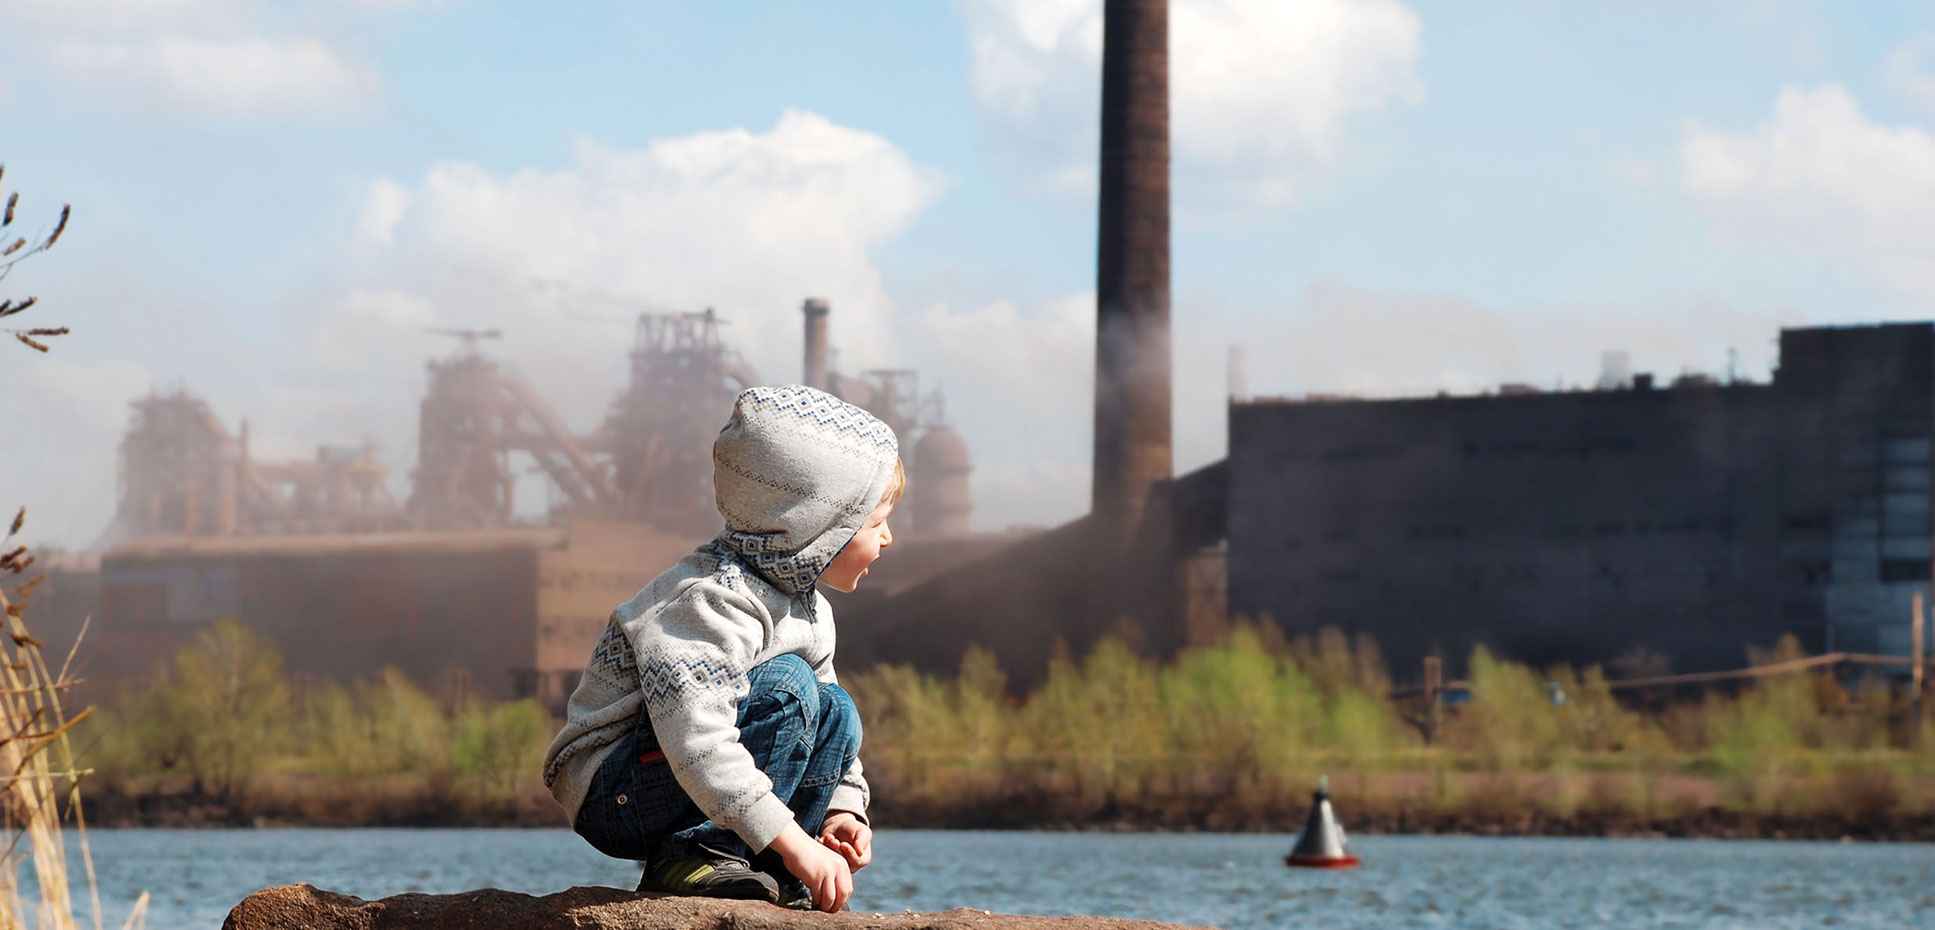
[32,829,1933,930]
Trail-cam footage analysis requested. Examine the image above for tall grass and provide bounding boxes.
[84,620,549,816]
[849,622,1933,829]
[77,616,1935,834]
[2,510,147,930]
[0,547,89,929]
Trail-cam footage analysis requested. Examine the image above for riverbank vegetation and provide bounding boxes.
[80,619,553,826]
[850,625,1934,839]
[76,620,1935,838]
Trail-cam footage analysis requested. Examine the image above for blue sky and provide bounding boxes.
[6,0,1935,548]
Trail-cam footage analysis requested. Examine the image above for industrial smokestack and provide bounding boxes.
[1092,0,1171,535]
[802,298,830,391]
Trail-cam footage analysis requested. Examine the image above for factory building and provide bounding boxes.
[1226,322,1934,677]
[63,300,990,710]
[88,521,693,706]
[842,321,1935,691]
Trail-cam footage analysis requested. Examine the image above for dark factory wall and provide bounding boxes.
[98,540,543,700]
[240,547,538,699]
[838,463,1228,691]
[24,561,100,692]
[1228,322,1935,683]
[1775,324,1935,659]
[835,517,1093,692]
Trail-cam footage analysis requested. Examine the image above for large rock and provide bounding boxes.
[222,884,1219,930]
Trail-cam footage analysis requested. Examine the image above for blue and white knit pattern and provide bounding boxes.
[638,655,740,706]
[587,623,636,676]
[740,384,898,451]
[712,385,899,597]
[718,528,827,598]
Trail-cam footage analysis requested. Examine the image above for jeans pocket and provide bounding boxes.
[577,733,684,859]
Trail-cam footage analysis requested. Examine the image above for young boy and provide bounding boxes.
[543,385,899,913]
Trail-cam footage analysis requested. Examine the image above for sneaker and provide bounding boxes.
[637,851,780,903]
[775,878,814,911]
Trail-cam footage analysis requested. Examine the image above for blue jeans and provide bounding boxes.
[574,654,862,869]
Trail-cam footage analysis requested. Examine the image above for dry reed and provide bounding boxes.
[0,511,142,930]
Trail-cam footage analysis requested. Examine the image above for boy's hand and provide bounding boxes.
[769,822,853,913]
[819,812,873,871]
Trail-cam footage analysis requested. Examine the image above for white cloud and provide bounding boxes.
[903,294,1095,530]
[0,0,242,32]
[7,356,153,550]
[366,111,941,414]
[311,289,437,373]
[907,294,1093,405]
[969,459,1092,533]
[48,34,379,118]
[296,109,944,496]
[7,110,951,548]
[356,178,412,247]
[1680,84,1935,298]
[1232,284,1794,399]
[959,0,1422,207]
[1886,35,1935,116]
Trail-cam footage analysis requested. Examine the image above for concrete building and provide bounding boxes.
[1226,322,1934,677]
[90,521,695,707]
[845,322,1935,691]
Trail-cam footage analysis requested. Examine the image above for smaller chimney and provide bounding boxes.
[1228,345,1249,402]
[802,298,830,390]
[1598,350,1630,390]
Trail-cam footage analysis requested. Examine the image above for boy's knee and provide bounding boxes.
[818,682,862,753]
[746,654,821,721]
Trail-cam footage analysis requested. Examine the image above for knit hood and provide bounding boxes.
[712,384,900,597]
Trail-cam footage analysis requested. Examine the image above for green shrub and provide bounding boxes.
[452,699,549,793]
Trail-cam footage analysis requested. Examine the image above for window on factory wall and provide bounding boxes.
[1878,559,1928,583]
[103,580,167,624]
[1881,492,1931,537]
[1320,445,1399,462]
[1785,559,1831,585]
[1659,517,1701,535]
[1881,436,1930,465]
[104,563,240,626]
[164,564,239,624]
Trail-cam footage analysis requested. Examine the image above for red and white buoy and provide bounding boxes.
[1284,776,1359,869]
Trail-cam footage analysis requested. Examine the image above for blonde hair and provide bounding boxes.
[882,458,907,506]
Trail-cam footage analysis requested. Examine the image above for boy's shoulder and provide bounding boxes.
[615,541,775,625]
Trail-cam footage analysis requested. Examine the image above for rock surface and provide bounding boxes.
[222,884,1219,930]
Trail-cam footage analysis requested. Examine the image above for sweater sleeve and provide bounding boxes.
[628,581,796,852]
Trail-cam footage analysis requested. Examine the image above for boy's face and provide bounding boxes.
[820,497,895,593]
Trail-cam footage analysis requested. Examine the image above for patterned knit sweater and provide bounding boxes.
[543,385,897,853]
